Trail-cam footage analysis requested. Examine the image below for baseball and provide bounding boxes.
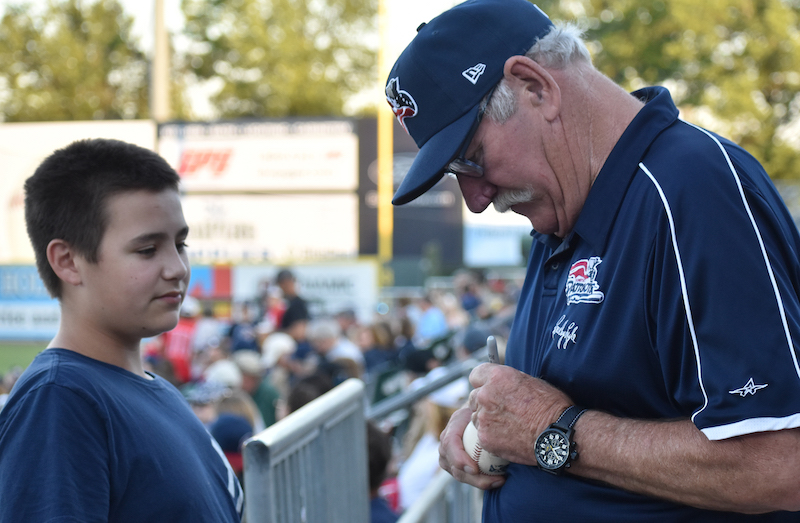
[461,420,509,475]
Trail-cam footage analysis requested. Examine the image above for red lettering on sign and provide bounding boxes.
[178,149,233,177]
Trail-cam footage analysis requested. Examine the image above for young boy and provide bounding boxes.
[0,139,244,522]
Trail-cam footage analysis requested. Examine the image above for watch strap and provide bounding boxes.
[552,405,587,432]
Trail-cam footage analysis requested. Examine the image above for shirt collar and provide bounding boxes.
[533,86,679,253]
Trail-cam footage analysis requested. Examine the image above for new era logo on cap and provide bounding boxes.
[462,63,486,85]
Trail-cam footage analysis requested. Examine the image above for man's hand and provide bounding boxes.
[466,363,572,466]
[438,407,505,490]
[438,363,574,488]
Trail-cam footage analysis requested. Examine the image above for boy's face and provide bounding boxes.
[78,189,190,343]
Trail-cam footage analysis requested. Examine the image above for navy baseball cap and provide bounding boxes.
[385,0,554,205]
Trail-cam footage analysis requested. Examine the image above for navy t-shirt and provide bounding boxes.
[484,87,800,521]
[0,349,244,522]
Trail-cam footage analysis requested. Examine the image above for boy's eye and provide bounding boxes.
[177,242,188,252]
[138,247,156,256]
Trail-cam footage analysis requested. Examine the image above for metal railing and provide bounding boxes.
[242,378,369,523]
[367,354,485,523]
[243,352,488,523]
[397,471,483,523]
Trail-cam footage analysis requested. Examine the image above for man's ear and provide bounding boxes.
[503,55,561,121]
[46,239,83,288]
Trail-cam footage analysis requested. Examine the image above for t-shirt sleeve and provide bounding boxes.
[0,383,111,522]
[648,145,800,441]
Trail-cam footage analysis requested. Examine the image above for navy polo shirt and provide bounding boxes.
[484,87,800,521]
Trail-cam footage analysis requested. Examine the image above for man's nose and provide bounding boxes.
[457,175,495,214]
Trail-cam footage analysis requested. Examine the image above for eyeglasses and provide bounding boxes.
[445,86,496,179]
[447,157,484,178]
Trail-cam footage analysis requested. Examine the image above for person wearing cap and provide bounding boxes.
[387,0,800,520]
[232,349,281,428]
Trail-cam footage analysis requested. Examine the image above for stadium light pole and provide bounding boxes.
[152,0,171,122]
[377,0,395,288]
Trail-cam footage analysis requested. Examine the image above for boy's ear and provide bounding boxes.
[503,55,561,121]
[46,239,82,288]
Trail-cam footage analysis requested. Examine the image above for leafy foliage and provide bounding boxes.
[537,0,800,179]
[0,0,155,121]
[181,0,377,118]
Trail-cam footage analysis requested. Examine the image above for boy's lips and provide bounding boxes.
[156,291,183,304]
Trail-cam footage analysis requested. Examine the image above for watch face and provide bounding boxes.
[535,429,570,470]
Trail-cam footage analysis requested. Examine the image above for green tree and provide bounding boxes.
[181,0,377,118]
[537,0,800,180]
[0,0,152,122]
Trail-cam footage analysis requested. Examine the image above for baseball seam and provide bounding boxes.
[472,444,495,475]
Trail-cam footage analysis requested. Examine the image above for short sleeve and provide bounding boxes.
[0,384,111,522]
[647,146,800,440]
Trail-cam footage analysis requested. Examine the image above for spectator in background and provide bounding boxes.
[394,316,418,366]
[359,321,400,379]
[277,372,334,420]
[412,294,448,349]
[232,350,281,428]
[258,284,286,336]
[209,413,253,487]
[335,308,360,343]
[260,331,297,400]
[306,317,363,384]
[193,303,224,354]
[276,269,310,333]
[275,269,314,381]
[216,388,264,433]
[368,422,400,523]
[160,295,201,384]
[226,301,260,353]
[397,374,468,511]
[203,357,243,391]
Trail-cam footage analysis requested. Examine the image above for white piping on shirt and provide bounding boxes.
[638,162,709,424]
[640,121,800,439]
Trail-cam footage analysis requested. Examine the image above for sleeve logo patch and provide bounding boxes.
[729,378,768,397]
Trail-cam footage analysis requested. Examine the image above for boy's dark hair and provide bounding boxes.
[24,138,181,298]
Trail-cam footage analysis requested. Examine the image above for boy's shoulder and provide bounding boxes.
[3,349,175,418]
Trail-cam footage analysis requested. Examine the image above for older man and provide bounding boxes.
[386,0,800,520]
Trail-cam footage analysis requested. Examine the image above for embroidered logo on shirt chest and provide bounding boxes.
[565,256,605,305]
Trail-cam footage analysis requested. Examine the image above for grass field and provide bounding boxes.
[0,341,47,376]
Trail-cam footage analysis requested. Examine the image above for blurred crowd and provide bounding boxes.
[0,266,521,520]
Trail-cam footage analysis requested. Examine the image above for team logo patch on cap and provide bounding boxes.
[566,257,605,305]
[462,63,486,85]
[386,77,417,134]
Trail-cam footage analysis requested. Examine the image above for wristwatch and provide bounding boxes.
[534,405,587,475]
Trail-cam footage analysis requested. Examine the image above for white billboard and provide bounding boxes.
[232,262,379,323]
[182,193,359,264]
[0,120,156,263]
[158,120,358,192]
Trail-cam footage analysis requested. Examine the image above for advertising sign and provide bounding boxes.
[182,193,358,264]
[0,265,59,340]
[158,120,358,192]
[232,262,378,323]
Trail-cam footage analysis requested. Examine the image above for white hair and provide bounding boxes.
[483,22,592,124]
